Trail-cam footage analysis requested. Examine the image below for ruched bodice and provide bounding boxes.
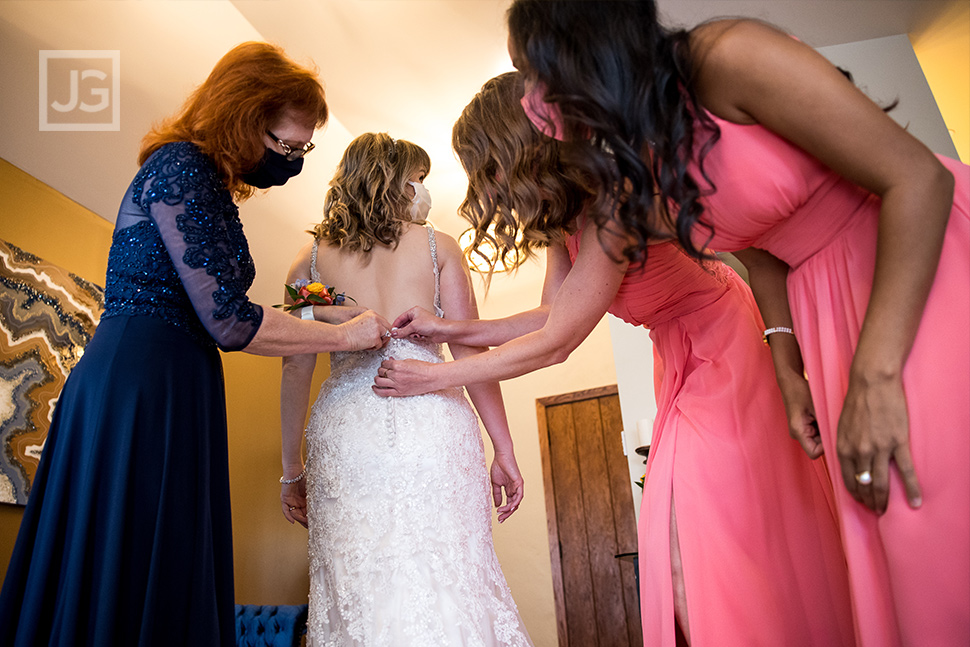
[693,114,883,267]
[566,240,734,329]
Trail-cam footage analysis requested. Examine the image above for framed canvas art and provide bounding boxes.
[0,239,103,505]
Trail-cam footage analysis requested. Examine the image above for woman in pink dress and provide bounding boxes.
[382,72,854,646]
[466,2,966,645]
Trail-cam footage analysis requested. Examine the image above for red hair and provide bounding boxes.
[139,42,328,201]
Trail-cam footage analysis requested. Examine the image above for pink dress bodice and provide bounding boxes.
[693,113,883,266]
[565,237,734,330]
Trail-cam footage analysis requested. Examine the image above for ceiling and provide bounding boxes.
[0,0,959,302]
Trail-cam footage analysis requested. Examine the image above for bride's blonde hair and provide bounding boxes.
[312,132,431,251]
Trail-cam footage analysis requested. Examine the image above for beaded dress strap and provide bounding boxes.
[310,239,321,282]
[426,226,444,318]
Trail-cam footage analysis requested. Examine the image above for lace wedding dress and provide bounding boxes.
[304,227,533,646]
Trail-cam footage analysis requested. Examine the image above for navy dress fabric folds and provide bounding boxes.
[0,142,263,646]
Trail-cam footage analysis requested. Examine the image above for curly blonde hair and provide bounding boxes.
[452,72,593,274]
[312,133,431,251]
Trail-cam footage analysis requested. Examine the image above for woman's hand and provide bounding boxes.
[391,307,447,342]
[312,304,369,325]
[372,358,438,397]
[281,480,308,528]
[836,369,922,514]
[339,310,391,351]
[777,373,823,459]
[490,451,524,523]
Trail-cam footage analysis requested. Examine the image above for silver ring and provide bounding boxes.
[855,470,873,485]
[288,506,296,511]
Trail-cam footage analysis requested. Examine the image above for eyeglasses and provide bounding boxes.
[266,129,315,161]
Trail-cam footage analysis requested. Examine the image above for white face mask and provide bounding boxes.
[409,181,432,220]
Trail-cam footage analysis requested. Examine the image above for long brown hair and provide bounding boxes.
[313,133,431,252]
[139,42,328,201]
[453,72,593,274]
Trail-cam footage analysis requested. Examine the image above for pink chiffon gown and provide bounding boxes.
[565,238,856,647]
[694,114,970,646]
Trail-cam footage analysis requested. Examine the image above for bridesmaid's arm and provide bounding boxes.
[695,20,946,512]
[390,245,570,346]
[373,222,628,393]
[734,248,822,459]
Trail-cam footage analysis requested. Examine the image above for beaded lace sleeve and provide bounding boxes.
[131,142,263,351]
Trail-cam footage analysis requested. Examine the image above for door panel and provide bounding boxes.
[538,386,641,647]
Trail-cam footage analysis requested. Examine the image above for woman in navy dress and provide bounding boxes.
[0,42,390,646]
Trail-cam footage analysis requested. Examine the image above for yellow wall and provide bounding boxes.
[0,157,325,605]
[0,158,113,582]
[911,1,970,163]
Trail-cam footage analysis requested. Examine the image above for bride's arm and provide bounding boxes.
[277,248,318,528]
[435,234,524,521]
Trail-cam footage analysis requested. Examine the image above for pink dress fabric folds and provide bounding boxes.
[565,238,855,647]
[695,113,970,646]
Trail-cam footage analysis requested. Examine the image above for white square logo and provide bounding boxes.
[39,50,120,131]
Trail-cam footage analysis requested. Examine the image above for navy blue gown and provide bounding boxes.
[0,142,263,646]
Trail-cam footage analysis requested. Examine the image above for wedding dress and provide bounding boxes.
[303,227,534,647]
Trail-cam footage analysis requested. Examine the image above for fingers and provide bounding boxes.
[281,500,308,528]
[792,421,824,459]
[371,384,395,397]
[372,359,397,395]
[838,447,866,507]
[867,451,891,513]
[495,480,523,523]
[496,494,520,522]
[893,443,923,509]
[392,308,416,330]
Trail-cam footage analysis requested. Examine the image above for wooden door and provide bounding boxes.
[537,385,641,647]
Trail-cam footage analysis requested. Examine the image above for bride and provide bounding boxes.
[278,132,534,646]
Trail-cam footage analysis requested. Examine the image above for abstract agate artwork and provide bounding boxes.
[0,239,103,505]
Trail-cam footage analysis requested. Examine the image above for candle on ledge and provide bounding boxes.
[636,417,653,449]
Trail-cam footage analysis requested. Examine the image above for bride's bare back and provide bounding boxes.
[313,223,440,321]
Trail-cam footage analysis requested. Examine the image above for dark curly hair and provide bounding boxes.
[507,0,721,260]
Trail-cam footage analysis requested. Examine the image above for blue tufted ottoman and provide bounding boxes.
[235,604,308,647]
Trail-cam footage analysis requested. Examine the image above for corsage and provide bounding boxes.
[274,279,357,312]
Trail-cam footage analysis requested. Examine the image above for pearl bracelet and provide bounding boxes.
[280,467,306,484]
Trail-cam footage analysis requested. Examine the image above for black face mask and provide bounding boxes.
[241,149,304,188]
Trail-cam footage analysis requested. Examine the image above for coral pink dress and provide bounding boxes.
[694,114,970,646]
[565,238,855,647]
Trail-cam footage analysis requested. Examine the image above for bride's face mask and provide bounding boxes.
[409,180,432,220]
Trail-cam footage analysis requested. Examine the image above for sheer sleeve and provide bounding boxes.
[132,142,263,351]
